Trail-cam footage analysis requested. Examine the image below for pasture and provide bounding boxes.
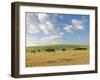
[26,45,89,67]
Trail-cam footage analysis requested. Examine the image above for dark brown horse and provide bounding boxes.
[45,48,55,52]
[62,48,66,51]
[74,48,87,50]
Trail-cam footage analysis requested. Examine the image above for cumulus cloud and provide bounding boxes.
[59,32,64,36]
[38,13,48,23]
[29,25,40,34]
[37,13,57,35]
[40,35,63,45]
[64,25,73,33]
[26,13,41,34]
[27,35,64,46]
[38,21,56,35]
[72,19,84,30]
[26,13,58,35]
[64,19,84,33]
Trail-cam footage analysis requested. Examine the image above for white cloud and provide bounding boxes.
[71,19,84,30]
[40,35,63,45]
[45,21,56,33]
[26,36,43,46]
[39,23,49,35]
[38,21,56,35]
[38,13,48,23]
[64,19,84,33]
[29,25,40,34]
[26,13,59,35]
[26,13,41,34]
[27,35,64,46]
[64,25,73,33]
[37,13,57,35]
[59,32,64,36]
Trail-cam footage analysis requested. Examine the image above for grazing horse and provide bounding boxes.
[38,50,41,52]
[74,48,87,50]
[62,48,66,51]
[31,50,36,53]
[45,48,55,52]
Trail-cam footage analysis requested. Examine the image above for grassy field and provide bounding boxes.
[26,44,89,67]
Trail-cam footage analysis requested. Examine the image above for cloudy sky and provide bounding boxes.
[25,12,90,46]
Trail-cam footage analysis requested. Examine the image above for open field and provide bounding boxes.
[26,45,89,67]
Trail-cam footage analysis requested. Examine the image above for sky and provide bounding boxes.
[25,12,90,46]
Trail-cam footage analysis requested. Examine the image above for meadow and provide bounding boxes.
[26,44,89,67]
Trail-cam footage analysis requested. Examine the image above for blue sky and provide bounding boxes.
[25,12,90,46]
